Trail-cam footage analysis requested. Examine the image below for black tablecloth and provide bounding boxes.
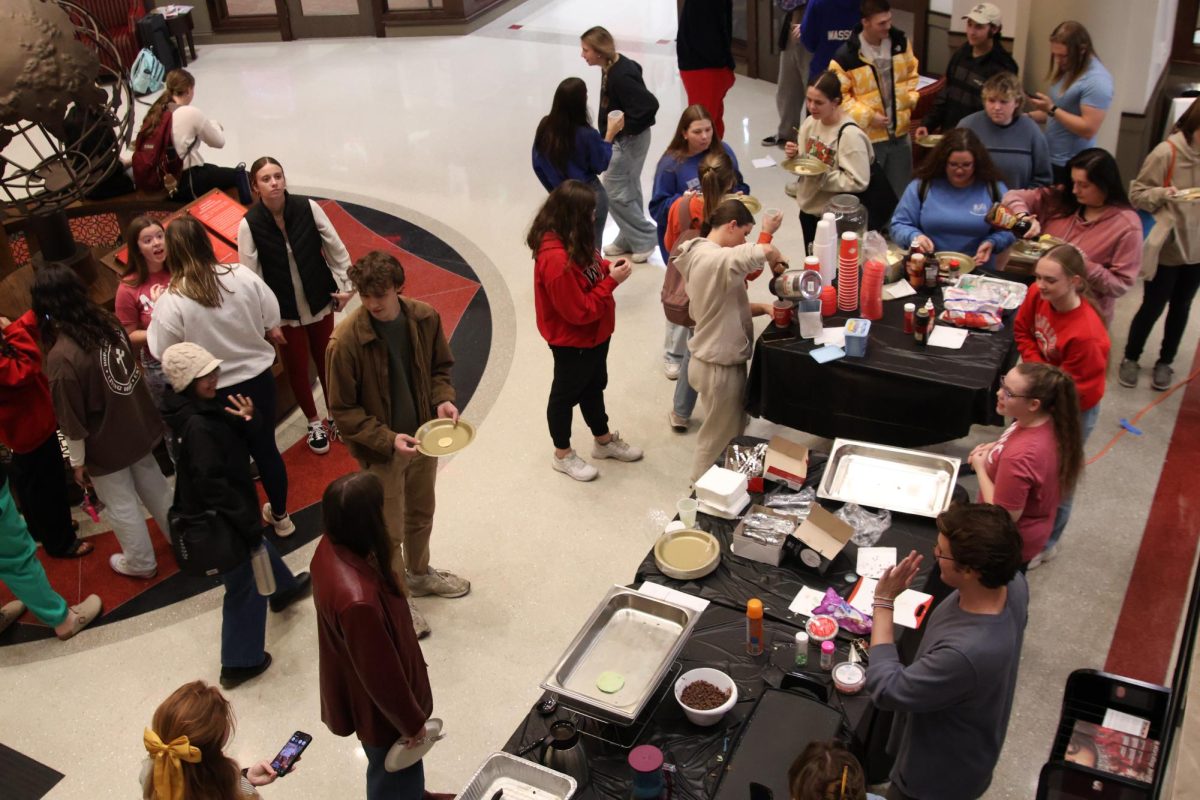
[504,604,881,800]
[746,291,1016,446]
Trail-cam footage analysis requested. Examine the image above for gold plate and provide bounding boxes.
[722,193,762,214]
[781,156,829,176]
[915,134,944,148]
[414,418,476,457]
[654,528,720,580]
[934,251,976,275]
[1174,188,1200,201]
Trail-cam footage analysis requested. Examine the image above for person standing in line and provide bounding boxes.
[134,69,245,203]
[313,472,448,800]
[914,3,1017,137]
[649,105,749,382]
[866,503,1028,800]
[1,312,92,558]
[676,0,736,141]
[238,157,355,456]
[325,251,470,638]
[150,216,295,538]
[676,200,785,481]
[957,72,1052,190]
[116,216,173,409]
[1013,246,1109,568]
[581,26,660,263]
[762,0,811,149]
[800,0,861,82]
[0,462,102,640]
[1122,98,1200,392]
[532,77,622,252]
[160,342,311,689]
[528,180,644,483]
[34,265,172,579]
[829,0,921,201]
[1027,21,1113,186]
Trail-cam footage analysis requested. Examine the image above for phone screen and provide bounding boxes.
[270,731,312,776]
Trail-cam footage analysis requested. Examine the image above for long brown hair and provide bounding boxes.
[525,179,597,268]
[697,149,738,226]
[137,69,194,141]
[787,741,867,800]
[1047,21,1096,90]
[1014,362,1084,496]
[534,78,592,175]
[663,105,723,162]
[143,681,240,800]
[913,127,1007,186]
[165,215,232,308]
[249,156,283,192]
[121,215,167,286]
[322,472,402,595]
[580,26,616,67]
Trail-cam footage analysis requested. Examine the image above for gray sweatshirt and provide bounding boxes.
[866,574,1029,800]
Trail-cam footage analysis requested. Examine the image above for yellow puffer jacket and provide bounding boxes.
[828,26,921,143]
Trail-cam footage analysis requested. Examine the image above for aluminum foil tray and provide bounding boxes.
[541,586,699,723]
[458,752,577,800]
[817,439,960,518]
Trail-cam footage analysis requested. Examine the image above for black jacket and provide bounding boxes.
[922,40,1019,131]
[244,193,337,321]
[676,0,734,71]
[599,57,660,139]
[162,389,262,547]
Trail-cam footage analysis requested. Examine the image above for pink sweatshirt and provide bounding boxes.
[1002,187,1142,325]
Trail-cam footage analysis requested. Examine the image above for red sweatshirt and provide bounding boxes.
[1014,291,1110,411]
[0,311,58,453]
[534,233,617,348]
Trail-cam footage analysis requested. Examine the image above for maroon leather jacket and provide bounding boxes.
[311,537,432,747]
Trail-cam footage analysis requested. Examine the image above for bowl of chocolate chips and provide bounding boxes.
[674,667,737,726]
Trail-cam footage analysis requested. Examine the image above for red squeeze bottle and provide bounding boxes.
[820,285,837,317]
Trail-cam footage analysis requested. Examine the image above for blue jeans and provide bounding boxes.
[220,538,301,668]
[590,177,609,253]
[1045,403,1101,550]
[673,333,698,419]
[363,742,425,800]
[603,129,657,253]
[664,321,688,365]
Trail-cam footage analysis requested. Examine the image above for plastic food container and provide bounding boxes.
[832,662,866,694]
[844,318,871,357]
[805,614,839,642]
[674,667,738,727]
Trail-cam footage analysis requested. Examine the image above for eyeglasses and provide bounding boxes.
[999,377,1030,399]
[932,544,956,563]
[947,161,975,171]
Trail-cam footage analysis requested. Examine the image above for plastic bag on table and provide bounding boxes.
[862,231,889,266]
[937,296,1003,331]
[764,486,816,521]
[835,503,892,547]
[812,587,872,634]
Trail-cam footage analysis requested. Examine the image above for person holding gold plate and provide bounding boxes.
[326,251,470,638]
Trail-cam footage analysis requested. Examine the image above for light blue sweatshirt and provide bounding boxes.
[889,178,1016,268]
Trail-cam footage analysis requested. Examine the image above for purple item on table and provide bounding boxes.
[812,587,872,635]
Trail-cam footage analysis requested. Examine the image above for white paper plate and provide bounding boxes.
[384,718,443,772]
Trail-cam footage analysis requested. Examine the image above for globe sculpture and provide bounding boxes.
[0,0,134,261]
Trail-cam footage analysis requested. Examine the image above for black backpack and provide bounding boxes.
[136,14,180,73]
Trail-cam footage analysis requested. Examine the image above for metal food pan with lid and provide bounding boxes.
[458,752,578,800]
[541,586,700,723]
[817,439,960,518]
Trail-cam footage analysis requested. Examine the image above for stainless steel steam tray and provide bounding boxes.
[540,586,699,724]
[458,752,578,800]
[817,439,961,518]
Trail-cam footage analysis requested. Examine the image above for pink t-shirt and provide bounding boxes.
[115,271,171,333]
[978,421,1060,562]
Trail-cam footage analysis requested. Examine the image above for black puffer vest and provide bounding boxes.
[244,193,336,320]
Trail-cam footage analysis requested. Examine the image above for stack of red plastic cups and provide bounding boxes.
[837,232,859,312]
[860,259,886,320]
[820,285,837,316]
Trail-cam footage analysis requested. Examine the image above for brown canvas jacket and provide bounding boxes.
[326,298,455,465]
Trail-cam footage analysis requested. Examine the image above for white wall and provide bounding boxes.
[1021,0,1177,155]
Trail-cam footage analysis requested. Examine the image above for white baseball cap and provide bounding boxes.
[963,3,1002,26]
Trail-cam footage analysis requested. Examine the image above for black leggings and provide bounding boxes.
[221,369,288,515]
[178,164,240,203]
[799,211,820,253]
[547,340,610,451]
[1123,264,1200,365]
[9,432,79,556]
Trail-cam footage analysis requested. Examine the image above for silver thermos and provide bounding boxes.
[539,720,589,786]
[250,543,276,596]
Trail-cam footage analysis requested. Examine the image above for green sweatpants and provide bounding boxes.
[0,481,69,627]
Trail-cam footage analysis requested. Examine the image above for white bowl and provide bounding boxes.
[674,668,738,726]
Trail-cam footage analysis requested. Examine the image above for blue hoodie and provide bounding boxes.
[800,0,861,81]
[532,126,612,192]
[648,141,749,260]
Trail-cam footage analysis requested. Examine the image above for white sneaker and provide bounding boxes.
[262,502,296,537]
[592,431,644,462]
[664,361,681,381]
[602,243,626,257]
[306,419,330,454]
[410,603,431,639]
[1028,543,1060,570]
[109,553,157,579]
[631,249,655,263]
[552,450,599,481]
[407,568,471,598]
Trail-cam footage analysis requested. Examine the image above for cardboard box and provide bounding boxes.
[731,505,797,566]
[764,436,809,490]
[790,504,854,575]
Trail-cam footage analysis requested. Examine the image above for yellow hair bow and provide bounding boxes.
[143,727,202,800]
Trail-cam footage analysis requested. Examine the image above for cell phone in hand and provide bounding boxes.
[270,731,312,776]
